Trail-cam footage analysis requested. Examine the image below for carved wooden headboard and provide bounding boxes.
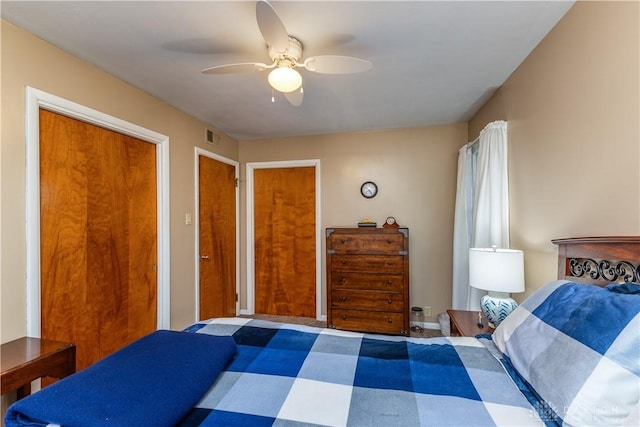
[552,236,640,286]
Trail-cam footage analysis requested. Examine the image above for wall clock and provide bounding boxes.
[360,181,378,199]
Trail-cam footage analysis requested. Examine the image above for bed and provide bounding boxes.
[6,236,640,427]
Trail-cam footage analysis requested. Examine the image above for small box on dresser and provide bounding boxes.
[326,227,409,335]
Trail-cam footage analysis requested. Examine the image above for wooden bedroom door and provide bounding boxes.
[39,109,157,372]
[198,154,237,320]
[253,166,316,318]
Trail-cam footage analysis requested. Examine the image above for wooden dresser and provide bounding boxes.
[326,227,409,335]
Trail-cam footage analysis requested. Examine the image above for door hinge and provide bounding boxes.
[236,293,239,302]
[235,178,239,188]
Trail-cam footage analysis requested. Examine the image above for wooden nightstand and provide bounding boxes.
[446,309,494,337]
[1,337,76,399]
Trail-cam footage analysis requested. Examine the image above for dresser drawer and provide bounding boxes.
[331,309,406,335]
[331,255,404,272]
[328,233,405,254]
[331,290,404,312]
[331,272,404,292]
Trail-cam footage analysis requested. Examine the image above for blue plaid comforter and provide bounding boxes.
[179,318,544,426]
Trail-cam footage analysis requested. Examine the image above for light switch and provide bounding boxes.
[185,213,192,225]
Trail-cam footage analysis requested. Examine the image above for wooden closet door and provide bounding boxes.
[254,166,316,318]
[198,155,237,320]
[39,109,157,371]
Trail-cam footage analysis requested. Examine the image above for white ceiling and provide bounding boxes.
[2,1,574,141]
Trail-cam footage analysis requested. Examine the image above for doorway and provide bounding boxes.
[246,160,321,319]
[25,88,170,346]
[196,149,239,320]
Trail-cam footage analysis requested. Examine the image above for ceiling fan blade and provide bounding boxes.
[284,87,304,107]
[303,55,373,75]
[202,62,268,74]
[256,0,290,53]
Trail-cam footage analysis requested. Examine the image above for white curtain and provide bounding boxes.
[452,120,510,310]
[451,141,476,310]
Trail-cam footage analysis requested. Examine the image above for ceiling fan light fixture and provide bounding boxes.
[268,66,302,93]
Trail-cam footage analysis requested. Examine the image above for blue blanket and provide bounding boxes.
[5,330,237,427]
[179,318,543,426]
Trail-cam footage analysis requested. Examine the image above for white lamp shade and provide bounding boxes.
[268,67,302,93]
[469,248,525,293]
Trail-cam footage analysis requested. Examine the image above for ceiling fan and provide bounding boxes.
[201,0,373,106]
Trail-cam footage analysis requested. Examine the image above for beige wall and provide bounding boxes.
[469,1,640,299]
[0,21,240,346]
[239,125,466,320]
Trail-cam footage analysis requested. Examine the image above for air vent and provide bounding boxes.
[205,128,221,146]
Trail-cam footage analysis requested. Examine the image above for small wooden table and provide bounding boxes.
[1,337,76,399]
[447,309,494,337]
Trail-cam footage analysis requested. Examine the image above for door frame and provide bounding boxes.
[25,86,171,336]
[193,147,240,322]
[245,159,323,320]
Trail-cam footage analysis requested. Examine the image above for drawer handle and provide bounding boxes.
[387,239,392,244]
[387,318,393,323]
[387,280,393,285]
[387,299,392,304]
[341,259,347,265]
[340,239,346,244]
[341,296,347,302]
[386,261,393,265]
[340,277,347,284]
[342,315,347,320]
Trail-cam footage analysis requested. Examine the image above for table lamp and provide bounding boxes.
[469,247,525,327]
